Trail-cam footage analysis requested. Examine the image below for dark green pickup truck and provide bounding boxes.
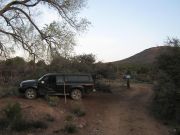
[19,73,95,100]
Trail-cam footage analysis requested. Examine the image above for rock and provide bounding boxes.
[76,118,87,128]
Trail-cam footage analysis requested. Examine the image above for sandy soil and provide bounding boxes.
[0,83,170,135]
[80,83,170,135]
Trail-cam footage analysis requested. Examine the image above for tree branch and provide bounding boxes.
[9,7,44,38]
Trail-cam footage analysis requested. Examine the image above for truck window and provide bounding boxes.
[48,75,56,84]
[41,76,48,83]
[56,76,64,84]
[65,75,90,82]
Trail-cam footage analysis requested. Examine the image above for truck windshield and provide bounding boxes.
[38,75,45,82]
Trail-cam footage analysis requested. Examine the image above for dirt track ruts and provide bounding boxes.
[83,84,169,135]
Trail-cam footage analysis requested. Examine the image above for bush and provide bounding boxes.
[64,123,77,134]
[152,40,180,125]
[44,114,55,122]
[0,118,9,130]
[29,121,48,129]
[0,102,48,132]
[95,81,111,93]
[65,115,74,122]
[9,120,47,132]
[3,102,22,122]
[71,107,86,117]
[46,96,60,107]
[152,72,176,120]
[0,102,24,131]
[0,86,19,98]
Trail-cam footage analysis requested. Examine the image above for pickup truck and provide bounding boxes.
[19,73,95,100]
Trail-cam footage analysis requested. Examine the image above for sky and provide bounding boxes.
[74,0,180,62]
[15,0,180,62]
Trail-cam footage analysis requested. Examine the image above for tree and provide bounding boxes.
[73,54,96,64]
[24,21,76,65]
[42,21,76,61]
[0,0,89,58]
[71,54,96,73]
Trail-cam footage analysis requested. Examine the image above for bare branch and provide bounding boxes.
[0,0,89,59]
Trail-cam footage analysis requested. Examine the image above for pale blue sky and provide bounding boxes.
[75,0,180,62]
[16,0,180,62]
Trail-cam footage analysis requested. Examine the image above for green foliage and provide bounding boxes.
[0,86,19,98]
[156,47,180,87]
[0,0,89,59]
[152,72,176,120]
[0,102,48,132]
[43,21,76,59]
[3,102,22,122]
[71,107,86,117]
[46,96,60,107]
[152,39,180,123]
[95,62,117,79]
[64,123,77,134]
[65,115,74,122]
[95,80,111,93]
[0,102,24,131]
[9,120,47,132]
[73,54,96,64]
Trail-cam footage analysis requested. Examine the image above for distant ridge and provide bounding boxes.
[111,46,169,65]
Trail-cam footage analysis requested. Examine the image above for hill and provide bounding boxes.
[112,46,169,66]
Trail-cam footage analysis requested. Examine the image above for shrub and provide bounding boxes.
[3,102,22,122]
[10,120,47,132]
[44,114,55,122]
[65,115,74,122]
[46,96,60,107]
[153,42,180,122]
[0,118,9,130]
[71,107,86,117]
[0,86,19,98]
[152,40,180,127]
[152,72,176,120]
[95,81,111,93]
[29,121,48,129]
[64,123,77,134]
[0,102,48,132]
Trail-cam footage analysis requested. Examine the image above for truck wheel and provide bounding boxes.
[70,89,82,100]
[25,88,37,99]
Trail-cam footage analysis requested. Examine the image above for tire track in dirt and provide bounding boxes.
[101,84,170,135]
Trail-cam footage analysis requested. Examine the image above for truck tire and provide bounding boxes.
[70,89,82,100]
[25,88,37,99]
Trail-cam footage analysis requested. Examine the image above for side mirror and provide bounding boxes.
[41,80,45,84]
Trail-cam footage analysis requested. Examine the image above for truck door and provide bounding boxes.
[38,75,56,95]
[47,75,56,91]
[56,75,64,93]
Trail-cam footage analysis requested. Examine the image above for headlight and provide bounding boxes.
[20,82,23,87]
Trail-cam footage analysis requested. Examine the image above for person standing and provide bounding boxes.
[125,70,131,88]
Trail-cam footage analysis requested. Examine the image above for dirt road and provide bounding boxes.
[82,84,169,135]
[0,84,170,135]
